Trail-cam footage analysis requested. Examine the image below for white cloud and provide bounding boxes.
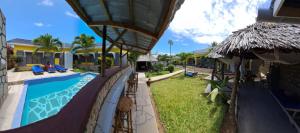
[34,22,52,27]
[34,22,44,27]
[169,0,268,45]
[65,11,79,19]
[38,0,54,6]
[181,43,189,46]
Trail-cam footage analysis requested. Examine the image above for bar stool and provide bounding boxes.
[127,79,137,104]
[133,73,138,88]
[114,96,133,133]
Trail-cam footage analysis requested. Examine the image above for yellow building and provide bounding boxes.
[8,38,124,69]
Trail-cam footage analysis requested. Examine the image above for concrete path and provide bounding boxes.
[149,70,183,83]
[238,84,297,133]
[132,73,159,133]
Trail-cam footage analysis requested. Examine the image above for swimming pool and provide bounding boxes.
[18,73,96,126]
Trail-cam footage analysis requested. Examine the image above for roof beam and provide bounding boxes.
[89,21,158,40]
[128,0,139,47]
[66,0,90,22]
[156,0,176,38]
[66,0,116,47]
[99,0,127,44]
[121,43,148,51]
[106,29,127,52]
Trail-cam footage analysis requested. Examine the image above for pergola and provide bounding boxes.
[66,0,184,76]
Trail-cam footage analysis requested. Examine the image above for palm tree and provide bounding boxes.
[127,51,141,72]
[33,34,63,63]
[176,52,193,76]
[71,34,96,62]
[168,40,173,64]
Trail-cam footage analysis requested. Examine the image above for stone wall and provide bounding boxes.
[85,67,130,133]
[0,9,7,107]
[279,64,300,101]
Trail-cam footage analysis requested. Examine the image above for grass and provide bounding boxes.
[151,75,226,133]
[145,68,181,78]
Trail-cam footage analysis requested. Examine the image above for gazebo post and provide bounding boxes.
[101,25,107,77]
[228,55,243,132]
[221,63,225,80]
[120,44,123,67]
[211,59,217,81]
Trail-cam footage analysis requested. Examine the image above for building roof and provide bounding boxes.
[137,54,158,62]
[66,0,184,54]
[7,38,33,44]
[212,22,300,57]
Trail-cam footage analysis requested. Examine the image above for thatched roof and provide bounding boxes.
[214,22,300,56]
[207,46,224,59]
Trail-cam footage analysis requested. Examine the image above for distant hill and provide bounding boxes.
[192,48,210,54]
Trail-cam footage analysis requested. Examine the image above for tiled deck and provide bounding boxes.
[8,69,76,84]
[238,84,297,133]
[0,84,24,131]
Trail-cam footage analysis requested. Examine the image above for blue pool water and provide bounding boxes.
[21,73,96,126]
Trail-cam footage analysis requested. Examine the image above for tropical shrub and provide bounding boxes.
[153,63,164,73]
[207,76,231,104]
[167,64,175,73]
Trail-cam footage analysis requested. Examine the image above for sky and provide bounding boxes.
[0,0,270,55]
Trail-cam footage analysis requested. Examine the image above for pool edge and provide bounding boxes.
[11,72,90,128]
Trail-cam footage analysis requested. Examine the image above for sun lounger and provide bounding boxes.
[47,67,56,73]
[186,71,198,77]
[271,89,300,118]
[54,65,67,72]
[32,65,44,75]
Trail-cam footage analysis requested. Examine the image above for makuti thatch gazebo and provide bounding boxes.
[209,22,300,132]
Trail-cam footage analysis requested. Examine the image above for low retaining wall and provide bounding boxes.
[148,70,184,84]
[0,9,8,108]
[0,66,129,133]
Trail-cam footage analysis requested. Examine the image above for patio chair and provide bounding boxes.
[54,65,67,72]
[271,89,300,118]
[32,65,44,75]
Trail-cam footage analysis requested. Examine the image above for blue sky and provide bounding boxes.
[0,0,269,55]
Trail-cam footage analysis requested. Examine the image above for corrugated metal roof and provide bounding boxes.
[137,54,157,62]
[67,0,184,54]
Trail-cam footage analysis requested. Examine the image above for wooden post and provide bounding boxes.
[211,59,217,81]
[101,25,107,77]
[120,44,123,67]
[228,56,243,132]
[221,63,225,80]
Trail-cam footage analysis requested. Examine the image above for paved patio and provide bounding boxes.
[238,83,297,133]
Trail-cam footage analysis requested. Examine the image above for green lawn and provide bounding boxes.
[151,75,225,133]
[145,68,181,78]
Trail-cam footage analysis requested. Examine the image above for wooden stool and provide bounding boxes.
[127,79,137,105]
[134,73,138,88]
[114,96,133,133]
